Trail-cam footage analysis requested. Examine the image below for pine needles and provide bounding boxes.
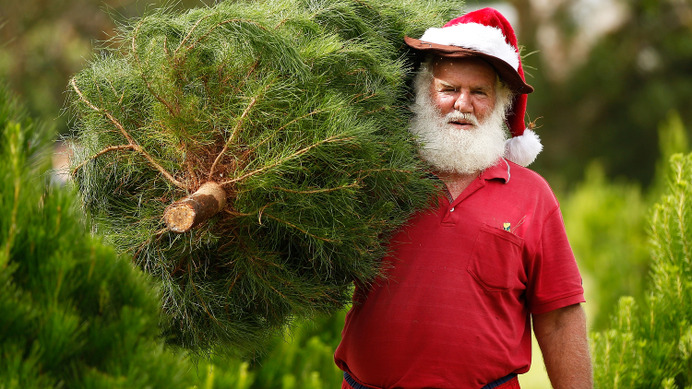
[69,0,460,353]
[0,85,197,387]
[590,153,692,388]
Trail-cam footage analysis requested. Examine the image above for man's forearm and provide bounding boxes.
[533,304,593,388]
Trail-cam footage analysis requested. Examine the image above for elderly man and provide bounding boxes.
[334,8,592,389]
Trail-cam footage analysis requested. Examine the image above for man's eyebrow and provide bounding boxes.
[473,85,492,92]
[436,80,457,89]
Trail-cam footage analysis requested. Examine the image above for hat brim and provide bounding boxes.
[404,36,534,94]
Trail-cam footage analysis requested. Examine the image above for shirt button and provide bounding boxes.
[450,207,455,212]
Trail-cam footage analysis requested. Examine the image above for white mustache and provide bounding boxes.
[444,111,479,126]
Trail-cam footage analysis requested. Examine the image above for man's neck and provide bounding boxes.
[436,170,481,201]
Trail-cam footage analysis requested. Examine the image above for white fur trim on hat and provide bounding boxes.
[504,128,543,167]
[419,23,520,70]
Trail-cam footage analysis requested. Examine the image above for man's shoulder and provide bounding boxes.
[506,159,551,184]
[501,159,560,202]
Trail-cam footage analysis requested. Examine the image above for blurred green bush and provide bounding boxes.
[199,311,347,388]
[0,84,200,387]
[589,148,692,388]
[560,112,689,330]
[560,162,650,330]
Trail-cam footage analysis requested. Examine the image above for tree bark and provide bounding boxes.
[164,181,227,233]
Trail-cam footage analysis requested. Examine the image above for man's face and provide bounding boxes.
[409,56,511,175]
[428,57,498,130]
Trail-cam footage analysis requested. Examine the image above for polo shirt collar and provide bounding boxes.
[479,158,511,184]
[436,158,511,207]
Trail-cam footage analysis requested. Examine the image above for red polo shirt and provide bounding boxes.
[334,159,585,389]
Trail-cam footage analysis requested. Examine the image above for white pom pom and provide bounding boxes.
[504,128,543,167]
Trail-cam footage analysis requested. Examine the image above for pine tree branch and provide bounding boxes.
[70,78,187,189]
[185,18,268,54]
[188,263,222,325]
[675,192,690,261]
[249,262,288,300]
[673,162,691,261]
[262,213,338,243]
[249,108,328,153]
[174,14,213,56]
[163,35,171,57]
[223,209,253,218]
[220,135,354,185]
[256,201,277,225]
[131,225,169,262]
[71,78,136,144]
[132,21,180,116]
[71,145,136,176]
[227,272,242,295]
[3,177,20,268]
[104,78,125,105]
[208,96,258,178]
[3,124,22,267]
[356,167,416,174]
[273,182,360,194]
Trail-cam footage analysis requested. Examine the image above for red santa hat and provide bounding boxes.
[404,7,543,167]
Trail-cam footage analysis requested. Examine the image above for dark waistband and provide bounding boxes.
[343,371,518,389]
[481,373,518,389]
[344,371,375,389]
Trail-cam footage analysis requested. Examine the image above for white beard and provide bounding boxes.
[409,83,510,175]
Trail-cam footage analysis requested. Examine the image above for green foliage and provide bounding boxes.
[248,310,346,388]
[69,0,458,353]
[590,151,692,388]
[562,112,690,330]
[560,163,650,330]
[196,310,347,389]
[590,297,642,388]
[651,111,690,200]
[0,85,197,388]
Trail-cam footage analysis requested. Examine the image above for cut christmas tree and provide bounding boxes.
[68,0,459,352]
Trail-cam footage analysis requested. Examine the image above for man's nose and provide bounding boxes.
[453,91,472,113]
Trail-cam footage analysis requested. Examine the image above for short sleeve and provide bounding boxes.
[526,206,585,314]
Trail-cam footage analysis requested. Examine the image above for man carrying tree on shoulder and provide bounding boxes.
[335,8,592,389]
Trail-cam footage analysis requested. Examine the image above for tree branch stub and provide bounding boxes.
[164,181,227,233]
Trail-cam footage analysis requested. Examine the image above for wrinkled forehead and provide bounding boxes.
[430,55,498,78]
[427,56,500,91]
